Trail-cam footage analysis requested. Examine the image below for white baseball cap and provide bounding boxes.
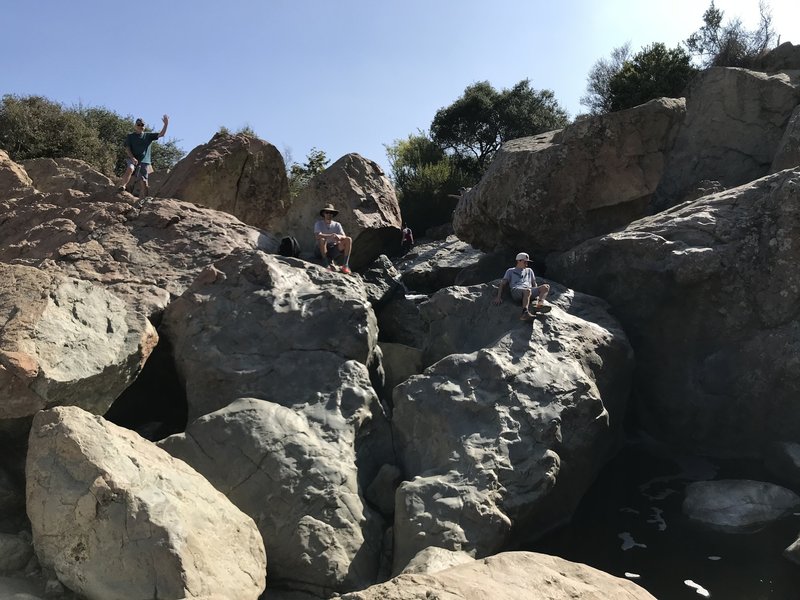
[515,252,530,262]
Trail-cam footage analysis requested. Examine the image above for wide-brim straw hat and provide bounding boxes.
[319,203,339,217]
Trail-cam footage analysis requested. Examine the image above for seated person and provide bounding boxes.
[493,252,550,319]
[314,203,352,274]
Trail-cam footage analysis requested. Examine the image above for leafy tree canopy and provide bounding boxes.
[430,79,569,179]
[607,43,698,112]
[386,132,472,232]
[287,147,330,197]
[685,0,776,68]
[580,43,631,115]
[0,94,184,176]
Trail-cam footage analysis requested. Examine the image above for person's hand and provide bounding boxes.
[162,114,169,124]
[492,296,502,305]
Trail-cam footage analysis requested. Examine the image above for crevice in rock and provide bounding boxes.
[104,335,187,441]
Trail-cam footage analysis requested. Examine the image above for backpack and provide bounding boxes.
[278,236,301,258]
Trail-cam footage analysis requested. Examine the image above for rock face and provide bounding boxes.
[0,263,157,419]
[26,406,266,600]
[154,132,290,231]
[0,150,33,200]
[772,105,800,172]
[160,398,382,596]
[756,42,800,72]
[0,188,276,318]
[655,67,800,205]
[274,153,402,269]
[391,283,633,570]
[20,158,114,195]
[159,251,391,594]
[453,98,685,255]
[683,479,800,533]
[338,551,657,600]
[396,236,485,293]
[548,169,800,456]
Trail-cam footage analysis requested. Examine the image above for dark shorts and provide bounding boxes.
[511,287,538,301]
[314,241,341,259]
[126,159,151,182]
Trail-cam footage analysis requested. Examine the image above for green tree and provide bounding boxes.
[386,133,471,232]
[580,43,631,115]
[430,79,569,179]
[288,147,330,197]
[607,43,698,112]
[685,0,776,68]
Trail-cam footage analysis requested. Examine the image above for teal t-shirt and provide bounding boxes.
[125,132,160,163]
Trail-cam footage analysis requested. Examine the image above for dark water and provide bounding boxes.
[533,435,800,600]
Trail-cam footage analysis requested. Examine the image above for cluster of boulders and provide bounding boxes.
[0,40,799,600]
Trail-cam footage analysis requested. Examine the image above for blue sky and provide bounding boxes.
[3,0,797,174]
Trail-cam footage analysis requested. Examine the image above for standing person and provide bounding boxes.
[492,252,551,319]
[314,203,353,274]
[118,114,169,198]
[401,224,414,254]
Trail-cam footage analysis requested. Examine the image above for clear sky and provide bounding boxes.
[2,0,797,174]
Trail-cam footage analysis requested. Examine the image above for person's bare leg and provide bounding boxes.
[118,165,134,190]
[535,284,550,309]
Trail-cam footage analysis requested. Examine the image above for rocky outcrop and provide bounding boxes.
[0,187,276,318]
[453,98,685,255]
[274,153,401,269]
[391,283,633,570]
[154,132,290,231]
[0,263,157,419]
[338,551,657,600]
[159,251,392,594]
[20,158,114,195]
[396,236,485,293]
[683,479,800,533]
[772,105,800,172]
[26,406,266,600]
[755,42,800,72]
[655,67,800,206]
[0,150,34,200]
[161,398,382,596]
[548,169,800,456]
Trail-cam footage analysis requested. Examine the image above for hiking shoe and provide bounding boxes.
[327,264,336,272]
[519,311,535,321]
[532,304,552,314]
[340,265,351,275]
[117,186,125,192]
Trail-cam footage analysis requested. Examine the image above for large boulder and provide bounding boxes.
[655,67,800,206]
[391,283,633,570]
[453,98,685,255]
[160,398,383,596]
[755,42,800,72]
[683,479,800,533]
[159,251,392,594]
[26,406,266,600]
[338,551,657,600]
[548,168,800,456]
[274,153,401,269]
[0,150,34,200]
[396,236,485,293]
[20,158,114,195]
[154,132,290,231]
[0,263,156,419]
[0,186,276,318]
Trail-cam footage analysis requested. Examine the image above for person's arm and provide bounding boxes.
[493,278,507,305]
[158,114,169,138]
[124,136,138,164]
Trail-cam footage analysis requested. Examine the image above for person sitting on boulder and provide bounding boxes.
[493,252,550,320]
[314,203,352,274]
